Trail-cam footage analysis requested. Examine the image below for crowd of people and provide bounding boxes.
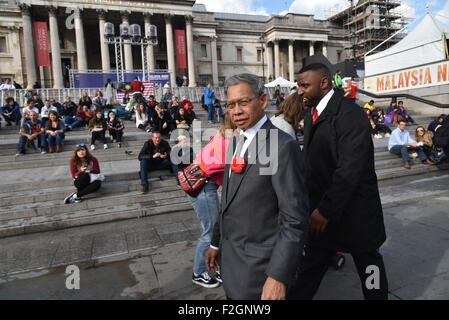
[3,70,449,300]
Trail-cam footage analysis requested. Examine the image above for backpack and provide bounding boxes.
[434,117,449,148]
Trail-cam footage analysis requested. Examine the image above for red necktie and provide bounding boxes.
[313,107,319,124]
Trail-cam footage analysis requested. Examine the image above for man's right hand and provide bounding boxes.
[205,248,219,272]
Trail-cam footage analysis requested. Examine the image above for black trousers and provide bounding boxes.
[287,245,388,300]
[109,129,123,142]
[74,172,102,198]
[91,131,106,145]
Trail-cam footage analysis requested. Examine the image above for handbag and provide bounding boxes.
[90,173,105,183]
[178,163,207,197]
[384,114,394,124]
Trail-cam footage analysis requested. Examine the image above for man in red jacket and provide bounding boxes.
[130,77,144,93]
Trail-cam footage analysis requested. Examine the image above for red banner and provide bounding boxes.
[33,21,50,67]
[175,29,187,69]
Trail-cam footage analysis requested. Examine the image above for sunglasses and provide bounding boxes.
[75,144,85,148]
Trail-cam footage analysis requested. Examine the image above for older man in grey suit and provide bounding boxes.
[205,73,309,300]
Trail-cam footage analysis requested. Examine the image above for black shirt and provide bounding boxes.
[138,139,172,163]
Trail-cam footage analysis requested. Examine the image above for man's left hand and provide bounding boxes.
[309,209,329,236]
[261,277,286,300]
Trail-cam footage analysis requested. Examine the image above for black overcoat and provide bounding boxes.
[303,90,386,253]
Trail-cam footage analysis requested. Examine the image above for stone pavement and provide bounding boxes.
[0,174,448,299]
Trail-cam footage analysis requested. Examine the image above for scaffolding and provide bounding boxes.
[327,0,411,62]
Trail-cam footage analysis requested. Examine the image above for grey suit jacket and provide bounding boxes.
[211,118,309,300]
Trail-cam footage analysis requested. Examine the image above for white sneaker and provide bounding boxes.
[385,133,390,138]
[103,144,108,149]
[90,144,95,150]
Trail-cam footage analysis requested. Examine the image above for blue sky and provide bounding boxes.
[196,0,449,22]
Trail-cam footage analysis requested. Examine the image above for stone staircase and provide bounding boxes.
[0,105,446,239]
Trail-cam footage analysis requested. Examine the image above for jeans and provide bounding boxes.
[47,132,64,146]
[389,145,427,163]
[1,110,21,124]
[207,104,214,122]
[18,134,46,153]
[188,180,220,275]
[65,116,85,129]
[140,158,172,185]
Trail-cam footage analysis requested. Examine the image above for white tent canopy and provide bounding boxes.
[264,77,296,88]
[365,13,449,77]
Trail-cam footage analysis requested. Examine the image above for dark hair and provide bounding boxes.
[152,130,161,135]
[275,92,304,130]
[370,100,374,103]
[48,110,59,121]
[398,119,407,124]
[438,114,447,120]
[299,63,331,77]
[398,101,403,104]
[71,144,93,169]
[6,97,14,104]
[298,63,332,88]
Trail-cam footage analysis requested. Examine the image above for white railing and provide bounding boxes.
[0,86,292,107]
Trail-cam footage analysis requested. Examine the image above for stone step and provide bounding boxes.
[376,162,443,181]
[0,199,192,238]
[0,177,176,207]
[0,181,185,223]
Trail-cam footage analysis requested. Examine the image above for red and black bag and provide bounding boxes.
[178,163,207,197]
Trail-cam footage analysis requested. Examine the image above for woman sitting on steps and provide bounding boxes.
[64,144,102,204]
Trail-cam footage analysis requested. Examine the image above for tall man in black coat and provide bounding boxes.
[289,63,388,300]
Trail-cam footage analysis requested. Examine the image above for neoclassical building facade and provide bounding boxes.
[0,0,350,89]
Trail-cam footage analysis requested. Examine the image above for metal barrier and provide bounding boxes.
[358,88,449,109]
[0,86,292,107]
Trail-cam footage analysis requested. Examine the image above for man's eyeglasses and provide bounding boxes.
[226,96,260,109]
[75,144,85,148]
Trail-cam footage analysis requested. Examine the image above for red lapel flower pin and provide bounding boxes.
[230,156,246,174]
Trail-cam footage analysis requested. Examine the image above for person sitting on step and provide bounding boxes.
[88,111,108,150]
[16,110,46,156]
[107,110,124,148]
[1,97,21,126]
[45,110,65,153]
[152,105,173,136]
[365,109,391,139]
[174,107,192,130]
[135,103,152,132]
[138,130,172,194]
[65,144,102,204]
[388,119,436,169]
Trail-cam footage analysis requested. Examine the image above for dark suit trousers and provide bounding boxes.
[288,246,388,300]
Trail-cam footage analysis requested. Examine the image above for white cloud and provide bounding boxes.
[438,0,449,17]
[288,0,348,20]
[195,0,269,15]
[400,0,417,19]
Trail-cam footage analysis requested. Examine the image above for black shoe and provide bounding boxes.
[192,272,220,288]
[64,192,77,204]
[141,184,149,194]
[215,270,222,284]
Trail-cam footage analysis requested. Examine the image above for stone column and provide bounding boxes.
[274,40,280,79]
[288,40,295,82]
[185,16,196,87]
[98,10,110,72]
[267,43,273,81]
[19,4,37,89]
[48,6,64,88]
[143,13,155,72]
[210,36,219,86]
[165,14,176,87]
[309,41,315,56]
[322,42,328,57]
[74,8,88,71]
[121,11,133,72]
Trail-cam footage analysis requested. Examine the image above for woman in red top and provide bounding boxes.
[64,144,102,204]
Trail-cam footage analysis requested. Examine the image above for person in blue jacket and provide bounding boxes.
[204,82,215,124]
[1,97,22,126]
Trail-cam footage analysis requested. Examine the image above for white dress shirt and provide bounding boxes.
[315,89,335,116]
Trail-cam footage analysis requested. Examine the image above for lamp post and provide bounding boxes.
[349,32,359,78]
[259,34,265,82]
